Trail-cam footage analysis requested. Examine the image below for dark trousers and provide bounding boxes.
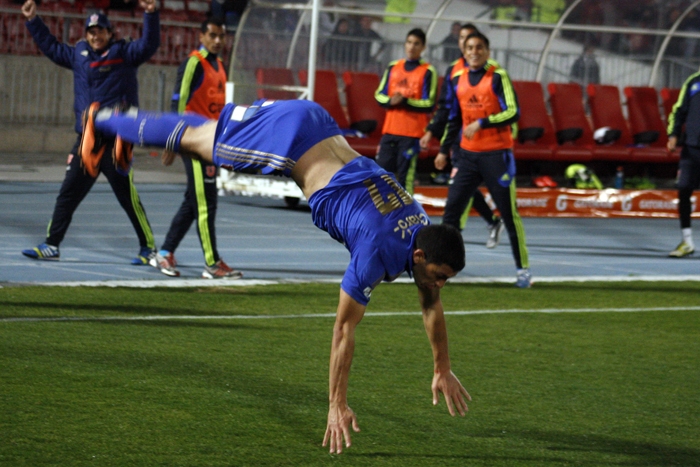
[46,137,155,250]
[162,157,220,266]
[443,148,529,269]
[375,134,419,193]
[677,145,700,229]
[461,187,498,229]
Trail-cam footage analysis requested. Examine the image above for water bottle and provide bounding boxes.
[614,166,624,189]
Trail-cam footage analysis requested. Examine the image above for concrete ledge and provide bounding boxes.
[0,124,76,153]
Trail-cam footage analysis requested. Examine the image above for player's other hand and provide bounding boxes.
[432,369,471,416]
[139,0,158,13]
[434,152,448,170]
[667,135,677,153]
[322,403,360,454]
[419,131,433,150]
[21,0,37,20]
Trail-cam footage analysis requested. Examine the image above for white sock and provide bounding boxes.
[682,228,694,248]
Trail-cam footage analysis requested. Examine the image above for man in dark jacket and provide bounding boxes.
[667,71,700,258]
[20,0,160,265]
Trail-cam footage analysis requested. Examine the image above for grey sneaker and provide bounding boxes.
[202,259,243,279]
[150,251,180,277]
[486,217,505,249]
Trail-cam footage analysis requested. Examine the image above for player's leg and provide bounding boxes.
[393,137,420,194]
[154,158,196,276]
[670,147,700,257]
[101,148,157,265]
[375,135,400,179]
[22,139,97,260]
[442,149,482,229]
[479,150,530,287]
[87,105,214,161]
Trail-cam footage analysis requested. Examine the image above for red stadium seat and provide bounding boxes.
[511,80,556,161]
[255,67,297,100]
[548,82,629,163]
[341,71,384,157]
[623,86,668,149]
[298,69,350,129]
[587,84,668,163]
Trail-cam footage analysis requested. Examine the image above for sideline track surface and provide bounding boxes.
[1,182,700,286]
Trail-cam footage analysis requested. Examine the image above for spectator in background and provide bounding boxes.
[19,0,160,264]
[353,15,384,72]
[530,0,565,24]
[570,45,600,87]
[322,18,354,69]
[319,0,337,38]
[375,28,437,194]
[441,21,461,62]
[150,18,242,279]
[491,0,528,24]
[210,0,248,29]
[384,0,416,24]
[108,0,136,15]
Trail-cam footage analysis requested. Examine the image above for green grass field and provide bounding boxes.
[1,282,699,466]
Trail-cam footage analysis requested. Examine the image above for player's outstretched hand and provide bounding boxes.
[322,404,360,454]
[21,0,36,20]
[432,369,471,416]
[139,0,158,13]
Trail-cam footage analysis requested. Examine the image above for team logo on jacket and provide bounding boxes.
[466,94,481,108]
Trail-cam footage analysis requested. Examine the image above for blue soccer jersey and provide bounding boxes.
[308,156,431,305]
[213,99,342,176]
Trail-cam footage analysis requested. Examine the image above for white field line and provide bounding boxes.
[2,306,699,323]
[3,275,700,288]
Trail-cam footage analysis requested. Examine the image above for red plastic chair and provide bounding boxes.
[624,86,668,149]
[511,81,556,161]
[340,71,385,157]
[587,84,667,163]
[298,69,350,129]
[255,68,297,100]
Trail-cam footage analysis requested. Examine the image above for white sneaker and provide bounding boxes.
[486,217,505,249]
[515,269,532,288]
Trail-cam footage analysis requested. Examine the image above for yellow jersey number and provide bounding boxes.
[363,174,413,215]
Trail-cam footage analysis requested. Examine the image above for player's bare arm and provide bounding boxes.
[417,285,471,417]
[322,289,364,454]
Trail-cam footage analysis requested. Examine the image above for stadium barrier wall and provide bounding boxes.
[413,186,699,219]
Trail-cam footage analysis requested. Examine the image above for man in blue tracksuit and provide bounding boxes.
[20,0,159,265]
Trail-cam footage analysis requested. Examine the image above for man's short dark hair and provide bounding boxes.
[461,23,479,34]
[201,17,225,33]
[466,31,489,49]
[407,28,427,46]
[415,224,465,273]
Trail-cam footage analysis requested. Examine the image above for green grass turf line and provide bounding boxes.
[0,282,699,466]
